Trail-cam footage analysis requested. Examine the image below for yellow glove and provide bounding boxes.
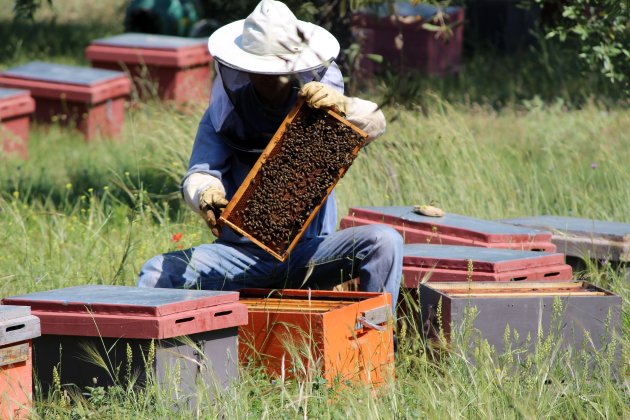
[298,81,348,115]
[199,187,229,237]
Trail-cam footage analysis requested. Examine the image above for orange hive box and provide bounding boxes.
[0,306,41,419]
[239,289,393,386]
[219,98,368,261]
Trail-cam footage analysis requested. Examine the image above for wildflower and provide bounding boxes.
[66,183,72,190]
[591,163,598,169]
[172,232,183,242]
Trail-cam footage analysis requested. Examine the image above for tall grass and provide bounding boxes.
[2,98,628,417]
[1,2,628,417]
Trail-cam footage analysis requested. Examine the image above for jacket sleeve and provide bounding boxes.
[181,109,233,214]
[345,97,386,142]
[319,63,386,142]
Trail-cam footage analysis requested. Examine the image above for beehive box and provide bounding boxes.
[419,281,621,357]
[340,206,556,252]
[219,99,368,261]
[0,62,130,141]
[352,5,464,76]
[500,216,630,280]
[86,33,212,103]
[239,289,393,386]
[0,88,35,159]
[3,286,247,401]
[403,244,572,285]
[0,306,41,419]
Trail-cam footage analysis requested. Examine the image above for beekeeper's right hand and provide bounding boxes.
[199,187,229,237]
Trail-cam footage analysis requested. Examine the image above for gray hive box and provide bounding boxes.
[3,286,248,404]
[419,281,621,360]
[500,216,630,279]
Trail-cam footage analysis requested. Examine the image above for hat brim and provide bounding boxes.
[208,20,340,75]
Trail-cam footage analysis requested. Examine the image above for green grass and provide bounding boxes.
[1,2,628,418]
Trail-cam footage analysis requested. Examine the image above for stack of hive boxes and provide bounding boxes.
[0,32,213,155]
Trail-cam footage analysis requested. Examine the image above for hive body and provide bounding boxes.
[239,289,394,386]
[419,281,621,358]
[0,88,35,159]
[86,33,212,103]
[3,286,247,402]
[0,62,130,141]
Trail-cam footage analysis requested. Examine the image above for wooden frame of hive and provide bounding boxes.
[219,98,368,261]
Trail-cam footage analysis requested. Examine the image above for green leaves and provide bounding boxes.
[532,0,629,92]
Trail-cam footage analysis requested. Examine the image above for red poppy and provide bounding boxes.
[171,232,183,242]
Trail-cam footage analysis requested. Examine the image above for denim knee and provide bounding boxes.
[364,224,404,256]
[137,255,170,288]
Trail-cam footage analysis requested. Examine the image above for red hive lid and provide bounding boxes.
[3,285,248,340]
[86,33,211,68]
[0,88,35,120]
[0,61,131,103]
[403,244,565,273]
[346,206,553,244]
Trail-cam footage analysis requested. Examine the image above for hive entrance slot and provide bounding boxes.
[175,316,194,324]
[6,324,25,332]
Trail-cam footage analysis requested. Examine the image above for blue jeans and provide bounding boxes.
[137,224,403,310]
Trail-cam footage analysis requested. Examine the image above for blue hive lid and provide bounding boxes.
[4,285,239,316]
[360,206,550,236]
[500,216,630,241]
[92,32,207,50]
[358,1,461,19]
[2,61,126,86]
[403,243,554,263]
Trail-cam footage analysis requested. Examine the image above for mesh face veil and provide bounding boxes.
[212,60,332,158]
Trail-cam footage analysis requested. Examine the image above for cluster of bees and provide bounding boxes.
[235,108,364,253]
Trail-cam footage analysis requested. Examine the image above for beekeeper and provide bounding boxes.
[137,0,403,310]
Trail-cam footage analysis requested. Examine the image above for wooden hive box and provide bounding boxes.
[418,281,621,358]
[0,88,35,160]
[500,216,630,280]
[340,206,556,252]
[0,305,41,419]
[239,289,393,386]
[0,61,130,141]
[86,33,212,103]
[3,286,247,402]
[403,244,573,285]
[219,98,368,261]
